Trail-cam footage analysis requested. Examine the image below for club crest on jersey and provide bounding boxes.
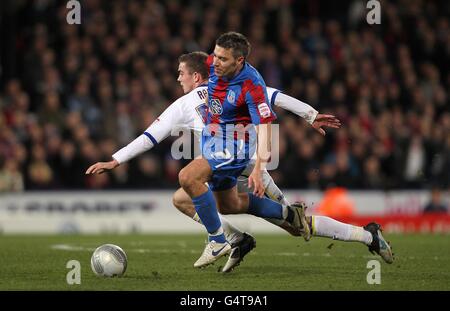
[195,103,208,125]
[209,98,223,115]
[227,90,236,104]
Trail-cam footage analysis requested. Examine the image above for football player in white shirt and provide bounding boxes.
[86,52,393,272]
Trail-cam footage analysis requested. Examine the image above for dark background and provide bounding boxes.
[0,0,448,191]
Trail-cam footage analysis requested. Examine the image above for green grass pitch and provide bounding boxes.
[1,233,449,290]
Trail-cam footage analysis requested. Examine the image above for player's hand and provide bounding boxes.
[312,114,341,136]
[248,168,265,198]
[85,160,119,175]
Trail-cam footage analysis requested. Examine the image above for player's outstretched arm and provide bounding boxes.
[85,159,119,175]
[86,98,186,175]
[114,97,188,164]
[268,88,341,135]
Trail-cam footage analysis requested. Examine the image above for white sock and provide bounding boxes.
[193,212,243,244]
[210,226,224,236]
[263,177,290,219]
[312,216,373,245]
[219,215,243,244]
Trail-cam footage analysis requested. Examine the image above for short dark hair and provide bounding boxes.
[178,51,209,78]
[216,32,251,59]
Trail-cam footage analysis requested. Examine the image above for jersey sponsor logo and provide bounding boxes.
[227,90,235,104]
[257,103,271,118]
[209,98,223,115]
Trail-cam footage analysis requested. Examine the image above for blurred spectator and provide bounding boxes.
[129,155,162,188]
[26,144,54,189]
[403,135,426,187]
[423,188,448,214]
[0,158,24,192]
[38,92,65,129]
[362,156,386,189]
[54,141,84,188]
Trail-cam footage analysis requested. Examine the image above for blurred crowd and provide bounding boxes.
[0,0,449,192]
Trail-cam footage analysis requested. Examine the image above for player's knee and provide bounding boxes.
[178,168,192,189]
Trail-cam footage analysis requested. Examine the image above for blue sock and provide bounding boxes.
[247,193,283,219]
[192,189,226,243]
[208,230,227,243]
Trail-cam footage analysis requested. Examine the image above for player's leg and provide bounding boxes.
[211,185,258,273]
[308,216,394,263]
[238,171,303,236]
[237,172,288,222]
[243,168,392,257]
[174,173,300,237]
[243,170,394,262]
[173,186,256,273]
[178,160,392,264]
[210,177,308,271]
[222,174,301,272]
[172,187,245,244]
[178,158,231,267]
[213,189,309,240]
[308,215,372,245]
[212,181,309,241]
[172,187,201,221]
[264,178,311,236]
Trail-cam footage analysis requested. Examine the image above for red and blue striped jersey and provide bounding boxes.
[205,54,277,132]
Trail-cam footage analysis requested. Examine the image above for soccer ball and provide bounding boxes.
[90,244,128,277]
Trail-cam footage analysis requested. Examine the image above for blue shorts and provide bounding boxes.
[207,163,247,191]
[202,134,254,191]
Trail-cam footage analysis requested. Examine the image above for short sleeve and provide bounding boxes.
[245,80,277,125]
